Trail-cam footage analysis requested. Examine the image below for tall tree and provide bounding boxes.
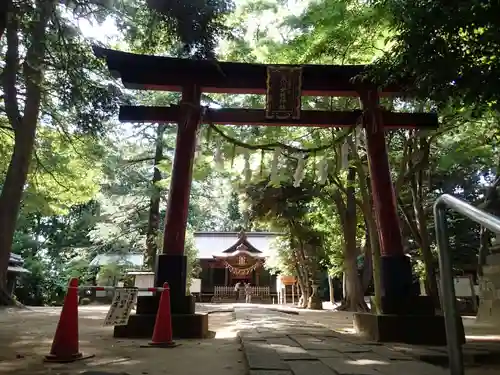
[147,0,234,58]
[145,124,167,269]
[330,166,369,311]
[0,0,120,302]
[374,0,500,111]
[0,0,57,303]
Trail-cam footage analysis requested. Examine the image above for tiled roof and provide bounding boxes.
[194,231,282,259]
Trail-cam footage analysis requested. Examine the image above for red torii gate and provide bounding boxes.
[95,47,448,344]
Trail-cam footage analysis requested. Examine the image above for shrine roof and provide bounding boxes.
[93,47,403,96]
[194,231,282,259]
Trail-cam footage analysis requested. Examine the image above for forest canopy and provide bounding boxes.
[0,0,498,309]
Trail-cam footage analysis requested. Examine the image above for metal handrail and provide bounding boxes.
[434,194,500,375]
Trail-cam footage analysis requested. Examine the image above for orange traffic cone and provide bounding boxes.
[45,278,94,362]
[142,282,179,348]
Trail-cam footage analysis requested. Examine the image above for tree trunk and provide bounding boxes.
[413,189,438,306]
[342,247,366,311]
[364,203,382,312]
[350,134,382,313]
[145,124,167,269]
[295,279,302,305]
[333,167,368,312]
[328,275,335,304]
[295,246,311,308]
[361,230,373,292]
[409,138,439,308]
[0,1,54,305]
[342,272,347,298]
[295,264,308,308]
[300,265,310,308]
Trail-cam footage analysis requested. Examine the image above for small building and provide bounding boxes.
[86,252,145,302]
[127,271,155,297]
[195,231,280,297]
[7,253,30,295]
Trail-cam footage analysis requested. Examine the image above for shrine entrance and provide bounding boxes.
[200,231,273,302]
[95,47,453,344]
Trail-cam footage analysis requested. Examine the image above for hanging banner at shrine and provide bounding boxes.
[223,259,261,276]
[266,66,302,120]
[103,288,138,326]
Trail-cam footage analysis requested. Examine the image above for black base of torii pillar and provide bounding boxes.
[352,90,465,346]
[114,86,209,339]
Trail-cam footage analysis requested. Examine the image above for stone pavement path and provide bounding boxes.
[235,306,451,375]
[273,305,500,368]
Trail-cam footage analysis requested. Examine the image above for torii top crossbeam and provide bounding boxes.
[94,47,404,96]
[95,47,438,129]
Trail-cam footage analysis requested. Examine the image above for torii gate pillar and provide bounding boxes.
[354,90,465,345]
[114,86,209,339]
[155,85,201,303]
[361,89,415,312]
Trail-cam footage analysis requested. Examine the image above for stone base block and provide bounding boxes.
[381,295,436,315]
[113,313,209,339]
[353,312,465,346]
[136,294,195,315]
[370,295,436,315]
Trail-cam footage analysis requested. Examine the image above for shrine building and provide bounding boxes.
[194,231,280,297]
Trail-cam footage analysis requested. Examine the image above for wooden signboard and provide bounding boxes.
[104,288,138,326]
[266,66,302,120]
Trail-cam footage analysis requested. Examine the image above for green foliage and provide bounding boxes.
[15,253,94,306]
[309,196,344,277]
[11,202,97,305]
[227,191,242,222]
[97,264,123,285]
[373,0,500,111]
[15,257,60,306]
[7,1,124,137]
[429,113,499,265]
[0,129,103,216]
[264,234,295,275]
[245,177,326,274]
[120,0,235,58]
[246,178,319,229]
[272,0,387,64]
[184,230,201,293]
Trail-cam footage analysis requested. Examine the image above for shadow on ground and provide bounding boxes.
[0,305,245,375]
[2,304,500,375]
[234,306,500,375]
